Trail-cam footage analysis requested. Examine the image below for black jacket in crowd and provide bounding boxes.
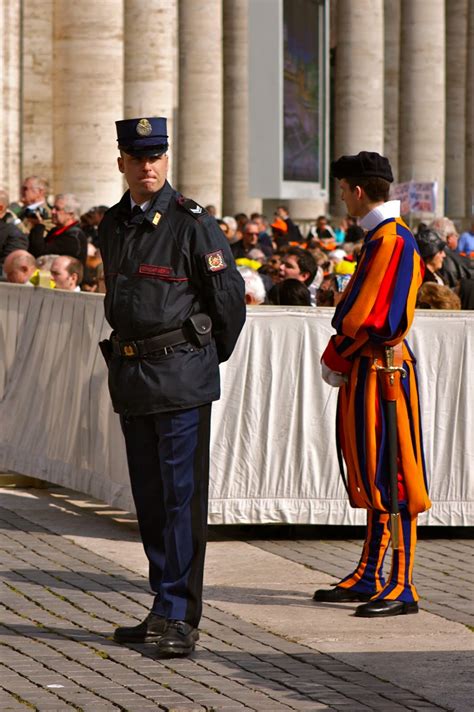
[99,181,246,416]
[439,247,473,288]
[29,222,88,265]
[0,219,28,268]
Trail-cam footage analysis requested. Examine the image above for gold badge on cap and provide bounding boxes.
[136,118,152,137]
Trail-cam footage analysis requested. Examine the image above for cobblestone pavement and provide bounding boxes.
[240,529,474,629]
[0,488,471,712]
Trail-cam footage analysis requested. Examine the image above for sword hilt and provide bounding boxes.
[374,346,407,386]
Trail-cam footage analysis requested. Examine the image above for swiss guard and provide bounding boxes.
[314,151,431,617]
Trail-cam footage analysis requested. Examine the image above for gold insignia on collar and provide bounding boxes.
[152,211,161,225]
[136,118,152,137]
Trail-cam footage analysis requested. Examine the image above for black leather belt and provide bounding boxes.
[111,328,188,358]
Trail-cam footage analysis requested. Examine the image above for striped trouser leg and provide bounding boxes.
[372,506,419,603]
[337,510,391,595]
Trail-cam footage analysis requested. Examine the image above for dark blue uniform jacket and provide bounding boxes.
[99,181,246,416]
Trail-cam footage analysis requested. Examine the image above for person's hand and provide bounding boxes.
[321,361,347,387]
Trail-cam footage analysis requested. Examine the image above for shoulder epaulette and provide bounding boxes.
[176,196,208,220]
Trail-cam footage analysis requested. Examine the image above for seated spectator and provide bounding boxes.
[275,205,303,242]
[250,212,273,253]
[278,247,317,286]
[429,216,472,287]
[234,212,249,234]
[231,220,269,258]
[80,205,108,247]
[9,175,53,234]
[270,217,290,249]
[3,250,37,285]
[221,215,239,244]
[50,255,83,291]
[258,254,282,284]
[458,278,474,309]
[344,223,365,244]
[458,221,474,257]
[334,217,350,244]
[269,278,311,306]
[29,193,87,265]
[416,229,447,285]
[237,266,266,305]
[416,283,461,310]
[0,189,28,274]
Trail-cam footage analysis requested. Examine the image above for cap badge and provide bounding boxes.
[136,118,152,137]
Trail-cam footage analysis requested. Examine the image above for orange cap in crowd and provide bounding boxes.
[271,217,288,233]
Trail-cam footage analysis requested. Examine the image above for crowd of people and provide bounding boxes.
[1,174,473,309]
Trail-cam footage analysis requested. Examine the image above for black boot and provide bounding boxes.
[156,620,199,657]
[313,586,373,603]
[113,612,167,643]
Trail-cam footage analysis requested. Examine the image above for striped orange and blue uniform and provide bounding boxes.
[322,216,431,603]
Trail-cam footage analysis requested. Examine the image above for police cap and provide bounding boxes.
[331,151,394,183]
[116,117,168,157]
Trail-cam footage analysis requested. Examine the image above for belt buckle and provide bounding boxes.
[121,341,138,358]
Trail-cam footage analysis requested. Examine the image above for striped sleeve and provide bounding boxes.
[322,220,423,373]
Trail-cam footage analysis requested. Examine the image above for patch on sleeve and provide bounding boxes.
[204,250,227,273]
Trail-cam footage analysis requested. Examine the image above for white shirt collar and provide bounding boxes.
[130,196,151,212]
[359,200,401,231]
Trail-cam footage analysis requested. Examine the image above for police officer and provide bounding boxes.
[99,117,246,656]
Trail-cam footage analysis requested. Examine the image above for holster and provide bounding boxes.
[184,313,213,348]
[98,338,113,366]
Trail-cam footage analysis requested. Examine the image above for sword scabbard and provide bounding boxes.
[390,512,400,549]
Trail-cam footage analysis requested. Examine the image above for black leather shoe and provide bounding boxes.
[156,620,199,657]
[313,586,373,603]
[355,599,419,617]
[113,612,167,643]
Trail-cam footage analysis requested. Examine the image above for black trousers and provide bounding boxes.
[120,404,211,627]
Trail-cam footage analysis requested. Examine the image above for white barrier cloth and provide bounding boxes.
[0,285,472,525]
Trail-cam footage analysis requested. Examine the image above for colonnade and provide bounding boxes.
[0,0,473,221]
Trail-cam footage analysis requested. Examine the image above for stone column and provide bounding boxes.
[21,0,54,188]
[466,0,474,219]
[333,0,384,214]
[384,0,401,180]
[53,1,124,211]
[399,0,446,215]
[222,0,261,217]
[0,1,21,196]
[124,0,178,183]
[445,0,468,219]
[178,0,223,215]
[334,0,384,156]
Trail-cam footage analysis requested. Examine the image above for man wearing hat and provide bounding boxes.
[313,151,431,617]
[99,117,245,655]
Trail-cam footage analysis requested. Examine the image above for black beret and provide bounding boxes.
[331,151,394,183]
[416,229,446,260]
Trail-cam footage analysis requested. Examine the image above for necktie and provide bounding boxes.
[129,205,144,225]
